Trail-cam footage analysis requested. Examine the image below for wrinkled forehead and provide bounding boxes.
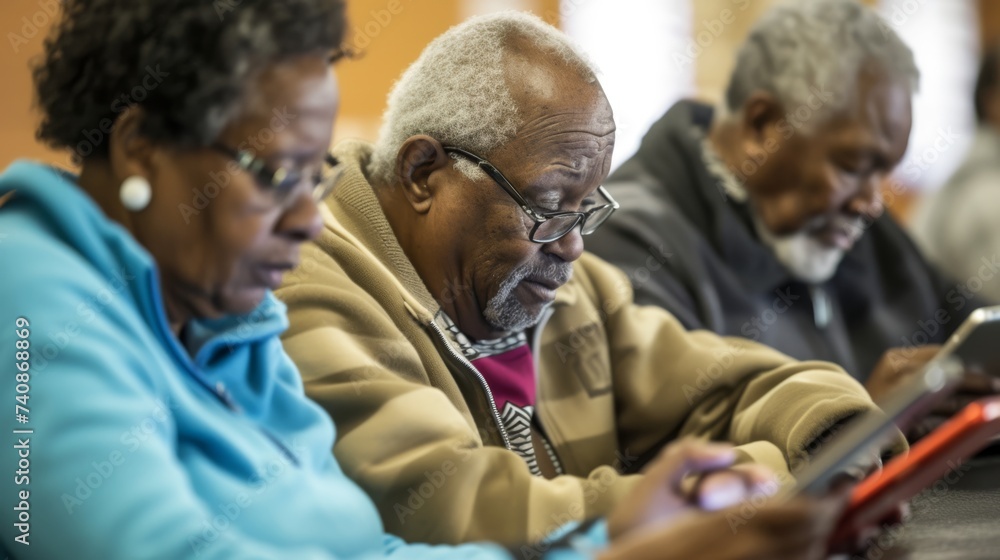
[500,113,616,206]
[497,52,615,181]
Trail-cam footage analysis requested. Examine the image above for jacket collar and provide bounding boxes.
[323,140,442,320]
[0,161,290,415]
[633,101,793,295]
[629,100,884,301]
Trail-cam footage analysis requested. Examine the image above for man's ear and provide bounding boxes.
[393,135,450,214]
[740,91,786,147]
[106,106,157,186]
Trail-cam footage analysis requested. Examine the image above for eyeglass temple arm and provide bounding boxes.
[443,146,548,222]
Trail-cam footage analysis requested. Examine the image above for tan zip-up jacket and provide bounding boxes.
[277,141,895,546]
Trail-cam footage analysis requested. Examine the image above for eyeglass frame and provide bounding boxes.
[442,146,619,244]
[209,142,342,204]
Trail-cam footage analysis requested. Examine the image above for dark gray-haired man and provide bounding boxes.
[587,0,1000,436]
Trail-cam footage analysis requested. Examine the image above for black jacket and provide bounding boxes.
[587,100,992,381]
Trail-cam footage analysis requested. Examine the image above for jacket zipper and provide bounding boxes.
[427,320,512,449]
[148,271,300,468]
[529,307,564,474]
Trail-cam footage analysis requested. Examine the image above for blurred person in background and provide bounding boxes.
[912,43,1000,304]
[0,0,850,559]
[586,0,1000,438]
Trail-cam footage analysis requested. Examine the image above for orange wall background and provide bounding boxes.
[0,0,559,170]
[336,0,559,143]
[1,0,71,169]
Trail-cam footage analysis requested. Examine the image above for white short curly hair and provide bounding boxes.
[368,11,598,185]
[724,0,919,122]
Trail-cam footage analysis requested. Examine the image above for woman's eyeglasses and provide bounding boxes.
[210,143,342,205]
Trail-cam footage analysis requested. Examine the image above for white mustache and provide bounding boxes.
[801,214,866,242]
[510,259,573,287]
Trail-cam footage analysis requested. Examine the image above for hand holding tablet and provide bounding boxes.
[787,306,1000,551]
[834,395,1000,542]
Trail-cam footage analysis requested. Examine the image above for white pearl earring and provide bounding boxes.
[119,176,152,212]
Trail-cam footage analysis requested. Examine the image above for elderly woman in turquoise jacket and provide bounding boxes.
[0,0,847,558]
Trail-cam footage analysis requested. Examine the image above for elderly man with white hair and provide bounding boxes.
[276,10,898,549]
[587,0,1000,435]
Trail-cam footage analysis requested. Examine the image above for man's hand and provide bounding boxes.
[606,439,778,540]
[865,346,941,405]
[599,494,846,560]
[866,345,1000,439]
[602,439,901,559]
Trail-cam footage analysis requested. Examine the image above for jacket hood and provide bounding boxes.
[0,160,289,375]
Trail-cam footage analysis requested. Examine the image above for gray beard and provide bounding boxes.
[754,213,865,284]
[483,259,573,333]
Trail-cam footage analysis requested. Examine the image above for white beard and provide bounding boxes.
[754,214,864,284]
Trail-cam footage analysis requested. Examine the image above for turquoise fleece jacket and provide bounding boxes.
[0,161,605,559]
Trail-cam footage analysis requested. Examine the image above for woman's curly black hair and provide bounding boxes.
[33,0,347,161]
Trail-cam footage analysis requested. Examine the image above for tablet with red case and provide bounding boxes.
[835,396,1000,539]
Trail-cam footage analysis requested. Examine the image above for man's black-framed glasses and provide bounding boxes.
[443,146,619,244]
[210,143,342,204]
